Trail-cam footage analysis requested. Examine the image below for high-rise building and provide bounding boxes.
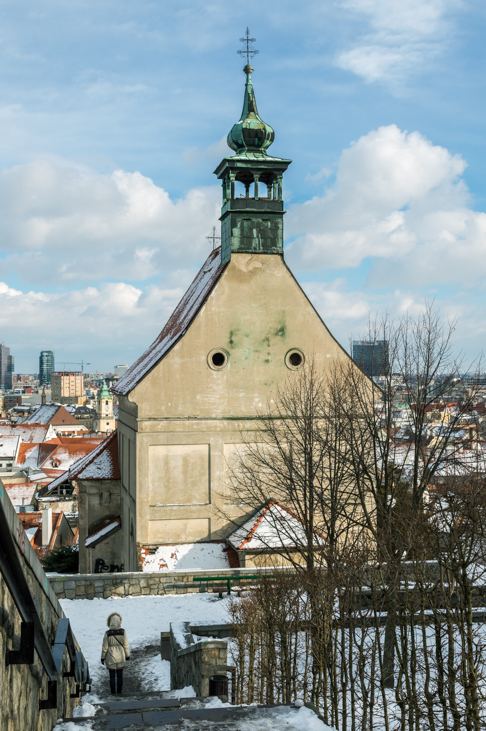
[51,371,84,404]
[0,343,14,391]
[39,350,55,385]
[114,365,129,377]
[352,340,389,378]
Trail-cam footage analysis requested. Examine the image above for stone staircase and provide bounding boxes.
[62,691,310,729]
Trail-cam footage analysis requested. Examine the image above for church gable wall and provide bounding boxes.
[119,252,359,550]
[129,252,350,420]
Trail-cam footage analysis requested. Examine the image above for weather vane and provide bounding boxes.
[206,226,221,250]
[237,27,259,65]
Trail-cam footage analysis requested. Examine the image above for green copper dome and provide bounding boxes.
[99,379,111,400]
[227,64,275,156]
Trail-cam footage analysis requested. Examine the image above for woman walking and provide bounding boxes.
[101,612,130,695]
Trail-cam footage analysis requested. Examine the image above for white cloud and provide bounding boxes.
[0,160,221,285]
[336,0,461,85]
[0,279,185,369]
[287,124,486,288]
[302,278,484,359]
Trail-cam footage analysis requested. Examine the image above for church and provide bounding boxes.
[107,60,356,571]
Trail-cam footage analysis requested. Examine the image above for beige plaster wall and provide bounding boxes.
[118,253,356,556]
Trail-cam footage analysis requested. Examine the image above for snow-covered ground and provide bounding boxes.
[140,542,230,571]
[54,593,334,730]
[54,702,331,731]
[60,593,231,688]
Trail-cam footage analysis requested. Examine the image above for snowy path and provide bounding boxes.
[60,593,231,697]
[54,594,334,729]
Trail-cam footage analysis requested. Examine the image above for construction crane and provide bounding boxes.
[57,360,91,373]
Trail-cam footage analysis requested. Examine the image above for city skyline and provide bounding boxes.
[0,2,485,372]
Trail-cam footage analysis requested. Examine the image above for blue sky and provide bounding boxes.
[0,0,485,373]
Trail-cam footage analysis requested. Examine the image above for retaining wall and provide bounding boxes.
[169,622,229,697]
[49,567,277,600]
[0,481,82,731]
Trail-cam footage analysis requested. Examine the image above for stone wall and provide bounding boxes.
[170,621,229,697]
[49,566,276,600]
[0,481,83,731]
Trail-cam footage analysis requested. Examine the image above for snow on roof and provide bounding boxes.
[18,510,72,557]
[38,443,99,471]
[140,542,230,572]
[4,483,37,507]
[20,468,49,482]
[113,247,226,396]
[0,424,52,443]
[22,404,59,424]
[84,516,121,547]
[228,500,327,551]
[17,443,42,468]
[69,430,120,480]
[40,468,66,481]
[23,404,82,426]
[0,435,20,458]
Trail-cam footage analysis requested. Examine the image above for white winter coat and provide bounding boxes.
[101,613,130,670]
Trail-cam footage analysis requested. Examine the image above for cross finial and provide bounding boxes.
[237,27,259,65]
[206,226,221,250]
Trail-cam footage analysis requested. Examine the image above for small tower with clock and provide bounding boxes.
[94,379,116,434]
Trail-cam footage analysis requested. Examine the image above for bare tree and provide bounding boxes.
[225,358,362,571]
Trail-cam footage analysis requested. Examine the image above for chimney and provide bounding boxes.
[42,506,53,547]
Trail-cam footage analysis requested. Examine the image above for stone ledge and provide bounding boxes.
[48,566,286,600]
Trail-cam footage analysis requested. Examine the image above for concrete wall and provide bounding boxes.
[170,621,228,697]
[49,566,277,600]
[0,482,82,731]
[77,478,125,574]
[118,251,358,559]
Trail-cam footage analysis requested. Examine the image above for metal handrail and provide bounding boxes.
[0,493,91,709]
[193,574,275,594]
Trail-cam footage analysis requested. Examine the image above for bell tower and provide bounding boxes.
[214,53,291,266]
[94,379,116,434]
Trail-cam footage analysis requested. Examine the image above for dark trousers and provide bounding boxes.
[109,668,123,694]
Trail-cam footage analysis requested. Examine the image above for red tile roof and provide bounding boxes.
[113,247,226,396]
[0,424,52,443]
[4,483,37,507]
[227,499,327,551]
[69,431,120,480]
[18,510,72,558]
[24,405,83,426]
[40,443,99,471]
[57,436,104,445]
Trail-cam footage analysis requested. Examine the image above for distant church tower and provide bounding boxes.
[94,380,116,434]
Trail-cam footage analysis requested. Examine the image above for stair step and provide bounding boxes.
[95,698,181,714]
[65,704,291,729]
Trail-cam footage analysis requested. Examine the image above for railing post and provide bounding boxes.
[39,680,58,710]
[6,621,35,666]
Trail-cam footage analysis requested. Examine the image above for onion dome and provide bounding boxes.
[99,379,111,400]
[227,64,275,156]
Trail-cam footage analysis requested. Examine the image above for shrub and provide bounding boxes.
[42,545,79,573]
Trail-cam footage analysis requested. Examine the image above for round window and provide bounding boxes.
[207,348,229,370]
[285,349,305,370]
